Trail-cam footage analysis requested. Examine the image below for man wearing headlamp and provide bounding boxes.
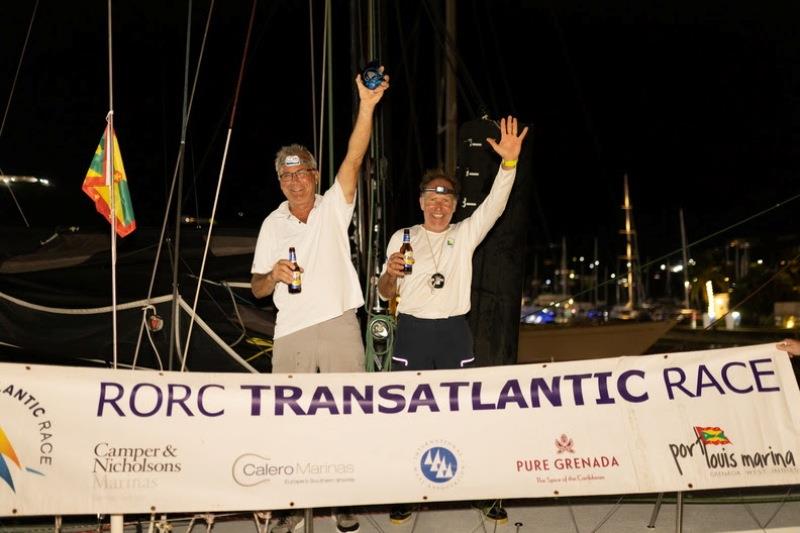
[378,115,528,371]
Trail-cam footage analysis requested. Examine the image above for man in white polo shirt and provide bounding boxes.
[250,70,388,533]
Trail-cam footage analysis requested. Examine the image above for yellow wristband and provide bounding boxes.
[502,159,518,169]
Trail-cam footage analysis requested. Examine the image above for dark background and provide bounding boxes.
[1,0,798,277]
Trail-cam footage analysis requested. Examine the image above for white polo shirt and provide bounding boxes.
[251,180,363,339]
[380,165,516,318]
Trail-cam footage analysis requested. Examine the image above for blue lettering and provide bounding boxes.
[564,374,591,405]
[378,385,406,414]
[471,382,496,410]
[594,372,615,404]
[750,358,780,392]
[167,384,193,416]
[618,370,648,402]
[696,364,726,396]
[97,382,125,417]
[440,382,468,411]
[663,367,694,399]
[130,383,163,417]
[198,384,224,416]
[530,377,562,407]
[343,386,373,414]
[408,384,440,413]
[497,379,528,409]
[721,362,752,393]
[241,385,271,415]
[306,386,340,415]
[275,386,306,416]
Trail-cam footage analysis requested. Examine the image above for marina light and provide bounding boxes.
[610,273,616,279]
[671,264,683,273]
[0,175,51,186]
[705,281,715,320]
[660,264,666,271]
[545,279,552,285]
[579,256,584,262]
[594,260,599,266]
[569,272,575,279]
[757,259,763,265]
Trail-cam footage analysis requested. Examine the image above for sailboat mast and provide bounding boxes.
[622,174,635,309]
[444,0,457,176]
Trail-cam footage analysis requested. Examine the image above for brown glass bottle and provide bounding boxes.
[288,247,302,294]
[400,228,414,274]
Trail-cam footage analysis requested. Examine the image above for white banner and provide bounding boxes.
[1,343,799,516]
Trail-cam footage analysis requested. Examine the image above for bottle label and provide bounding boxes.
[403,251,414,266]
[291,271,302,289]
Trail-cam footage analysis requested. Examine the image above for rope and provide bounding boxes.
[365,314,396,372]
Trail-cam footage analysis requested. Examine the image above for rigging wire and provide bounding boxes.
[131,0,217,369]
[180,0,259,372]
[0,0,39,140]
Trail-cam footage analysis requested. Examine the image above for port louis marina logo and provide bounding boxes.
[415,441,462,489]
[232,453,356,487]
[0,383,56,493]
[669,426,796,477]
[516,434,620,485]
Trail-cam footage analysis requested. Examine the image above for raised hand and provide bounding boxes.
[486,115,529,163]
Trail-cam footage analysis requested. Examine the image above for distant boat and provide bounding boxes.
[517,174,676,363]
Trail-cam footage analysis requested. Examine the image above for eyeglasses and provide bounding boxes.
[278,169,314,182]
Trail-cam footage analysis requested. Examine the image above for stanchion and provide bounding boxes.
[646,492,664,528]
[110,514,123,533]
[646,492,684,533]
[304,508,314,532]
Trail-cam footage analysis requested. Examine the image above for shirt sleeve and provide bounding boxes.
[321,178,357,231]
[459,165,517,247]
[251,217,276,274]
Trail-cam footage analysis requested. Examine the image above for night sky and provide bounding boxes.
[1,1,798,271]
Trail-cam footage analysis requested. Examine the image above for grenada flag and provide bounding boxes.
[81,125,136,237]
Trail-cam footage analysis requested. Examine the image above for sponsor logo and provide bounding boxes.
[232,453,355,487]
[91,442,182,474]
[555,434,574,454]
[516,435,620,484]
[669,426,796,477]
[415,441,462,489]
[0,383,55,493]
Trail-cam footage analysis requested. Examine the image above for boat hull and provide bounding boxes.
[517,320,676,363]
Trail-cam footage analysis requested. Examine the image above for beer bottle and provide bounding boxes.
[400,228,414,274]
[288,247,302,294]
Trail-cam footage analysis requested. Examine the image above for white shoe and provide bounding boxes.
[335,510,360,532]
